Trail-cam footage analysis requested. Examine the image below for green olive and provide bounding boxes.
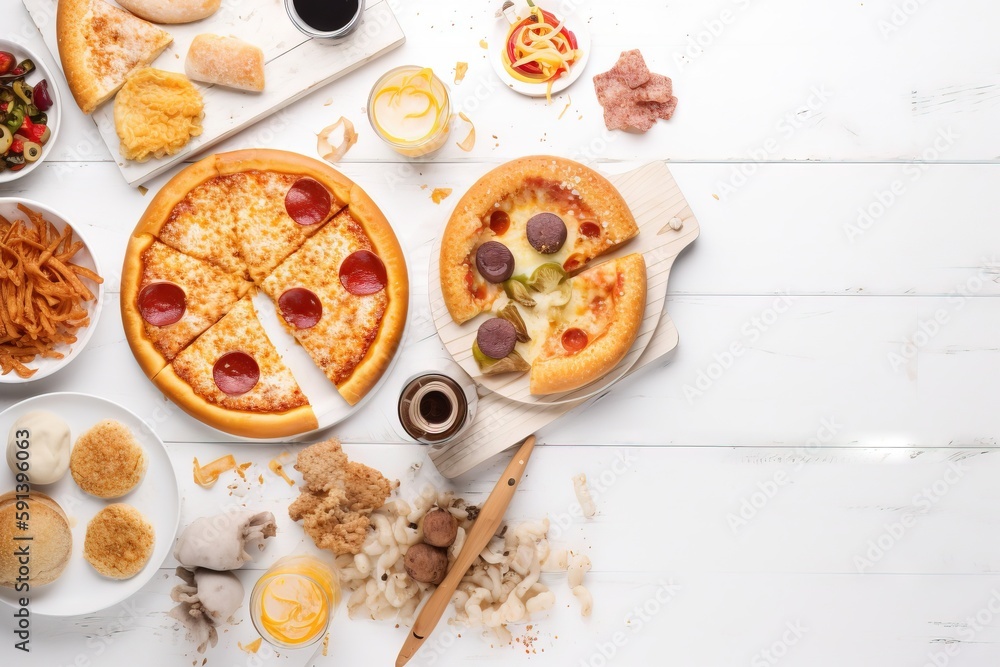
[22,142,41,162]
[0,126,11,154]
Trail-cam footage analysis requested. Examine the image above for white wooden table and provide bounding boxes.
[5,1,1000,665]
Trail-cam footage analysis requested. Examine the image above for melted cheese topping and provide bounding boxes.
[114,68,204,162]
[261,211,386,387]
[140,241,250,360]
[171,297,308,412]
[159,171,331,283]
[539,262,619,360]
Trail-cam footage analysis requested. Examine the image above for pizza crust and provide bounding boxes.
[150,365,319,439]
[529,253,647,395]
[337,185,410,405]
[57,0,173,114]
[440,155,638,324]
[121,233,166,379]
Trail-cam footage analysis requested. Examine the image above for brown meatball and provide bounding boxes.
[422,509,459,548]
[404,543,449,584]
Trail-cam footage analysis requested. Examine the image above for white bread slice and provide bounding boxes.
[57,0,173,114]
[185,34,265,93]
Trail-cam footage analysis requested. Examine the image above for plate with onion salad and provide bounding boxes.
[489,0,591,101]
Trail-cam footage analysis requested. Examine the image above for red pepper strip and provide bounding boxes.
[18,117,46,143]
[10,139,23,154]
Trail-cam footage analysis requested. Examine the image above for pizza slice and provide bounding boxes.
[121,235,253,377]
[156,173,251,277]
[57,0,174,114]
[235,171,342,284]
[261,209,399,406]
[152,296,317,438]
[441,156,639,324]
[472,253,647,395]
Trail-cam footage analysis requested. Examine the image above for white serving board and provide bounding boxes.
[428,162,700,477]
[22,0,405,186]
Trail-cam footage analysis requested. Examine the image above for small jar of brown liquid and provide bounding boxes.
[398,373,476,444]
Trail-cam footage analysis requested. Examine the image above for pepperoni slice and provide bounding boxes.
[339,250,387,296]
[138,282,186,327]
[285,178,332,226]
[562,328,589,354]
[563,254,584,272]
[579,221,601,238]
[278,288,323,329]
[213,352,260,396]
[489,210,510,235]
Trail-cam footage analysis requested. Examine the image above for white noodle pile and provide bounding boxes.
[335,485,592,643]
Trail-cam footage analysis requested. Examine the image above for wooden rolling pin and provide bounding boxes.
[395,435,537,666]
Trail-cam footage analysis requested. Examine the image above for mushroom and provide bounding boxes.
[421,508,458,547]
[404,543,449,585]
[173,510,276,571]
[168,567,244,653]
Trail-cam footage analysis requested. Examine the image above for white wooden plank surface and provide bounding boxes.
[8,0,1000,164]
[2,0,1000,665]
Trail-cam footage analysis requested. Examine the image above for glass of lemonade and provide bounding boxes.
[250,554,340,649]
[368,66,451,157]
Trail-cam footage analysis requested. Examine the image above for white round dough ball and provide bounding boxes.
[6,411,71,485]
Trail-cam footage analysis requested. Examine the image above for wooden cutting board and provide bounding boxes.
[427,161,700,477]
[22,0,405,185]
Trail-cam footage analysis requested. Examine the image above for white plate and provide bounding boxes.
[0,39,62,184]
[0,392,180,616]
[0,199,103,383]
[488,1,591,99]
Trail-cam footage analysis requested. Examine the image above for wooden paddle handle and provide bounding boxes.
[410,435,536,639]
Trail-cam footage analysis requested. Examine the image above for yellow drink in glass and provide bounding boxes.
[368,66,451,157]
[250,554,340,649]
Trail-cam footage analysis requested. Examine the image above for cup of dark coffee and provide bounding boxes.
[285,0,365,41]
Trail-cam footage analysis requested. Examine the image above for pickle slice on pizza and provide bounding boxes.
[440,155,639,325]
[122,236,254,377]
[152,296,317,439]
[261,205,408,407]
[473,253,647,395]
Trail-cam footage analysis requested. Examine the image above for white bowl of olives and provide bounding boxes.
[0,39,61,184]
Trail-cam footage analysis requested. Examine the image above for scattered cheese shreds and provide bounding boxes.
[558,96,572,120]
[456,112,475,152]
[431,188,452,204]
[137,185,148,196]
[317,116,359,164]
[269,458,295,486]
[235,461,252,481]
[479,39,489,49]
[193,455,238,488]
[239,638,262,653]
[454,61,468,84]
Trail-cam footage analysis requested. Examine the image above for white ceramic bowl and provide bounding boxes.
[0,199,103,382]
[0,39,62,184]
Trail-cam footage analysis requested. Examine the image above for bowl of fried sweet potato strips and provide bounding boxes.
[0,199,103,381]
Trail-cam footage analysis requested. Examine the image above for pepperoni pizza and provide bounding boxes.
[440,156,646,395]
[122,150,408,438]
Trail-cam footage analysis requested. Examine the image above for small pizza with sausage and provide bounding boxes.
[122,150,408,438]
[440,156,646,395]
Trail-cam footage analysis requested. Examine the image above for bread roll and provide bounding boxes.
[185,35,265,93]
[116,0,221,24]
[0,491,72,588]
